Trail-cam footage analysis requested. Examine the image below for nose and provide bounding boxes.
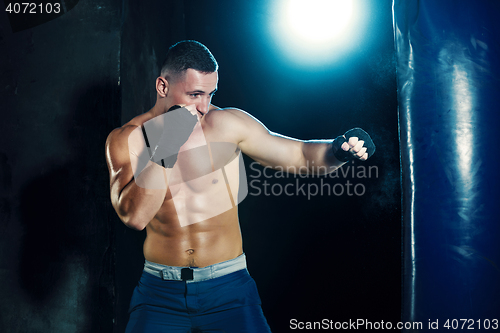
[197,97,210,114]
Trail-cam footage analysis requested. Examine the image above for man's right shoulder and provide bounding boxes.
[108,111,154,138]
[106,111,152,145]
[106,124,139,147]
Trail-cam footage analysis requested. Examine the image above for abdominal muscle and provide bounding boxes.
[143,136,244,268]
[144,204,242,268]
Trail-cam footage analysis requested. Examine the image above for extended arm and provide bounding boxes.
[217,109,373,175]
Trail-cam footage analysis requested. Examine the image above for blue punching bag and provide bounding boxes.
[394,0,500,331]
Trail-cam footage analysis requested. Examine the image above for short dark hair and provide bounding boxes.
[160,40,218,81]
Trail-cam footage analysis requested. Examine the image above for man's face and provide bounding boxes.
[167,68,218,117]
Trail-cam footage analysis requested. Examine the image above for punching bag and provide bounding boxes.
[394,0,500,331]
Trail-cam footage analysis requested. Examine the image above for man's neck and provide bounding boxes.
[150,103,166,118]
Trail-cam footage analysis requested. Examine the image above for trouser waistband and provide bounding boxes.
[143,253,247,283]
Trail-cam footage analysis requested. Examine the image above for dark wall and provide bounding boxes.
[0,0,120,332]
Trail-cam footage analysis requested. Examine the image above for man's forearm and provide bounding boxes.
[301,140,347,175]
[117,161,168,230]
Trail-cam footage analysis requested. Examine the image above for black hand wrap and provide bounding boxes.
[332,127,376,162]
[150,105,198,168]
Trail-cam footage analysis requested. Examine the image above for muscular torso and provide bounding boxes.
[127,109,244,268]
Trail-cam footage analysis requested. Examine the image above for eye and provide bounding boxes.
[190,93,200,98]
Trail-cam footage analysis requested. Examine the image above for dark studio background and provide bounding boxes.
[0,0,400,332]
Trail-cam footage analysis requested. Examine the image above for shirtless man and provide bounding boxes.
[105,40,375,332]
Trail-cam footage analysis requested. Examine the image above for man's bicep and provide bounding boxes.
[106,128,137,207]
[236,114,304,168]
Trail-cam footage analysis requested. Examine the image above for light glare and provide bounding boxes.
[285,0,353,44]
[270,0,357,66]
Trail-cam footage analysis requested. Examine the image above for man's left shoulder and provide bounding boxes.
[204,107,247,127]
[203,108,252,143]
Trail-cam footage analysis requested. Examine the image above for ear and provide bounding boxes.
[156,77,169,97]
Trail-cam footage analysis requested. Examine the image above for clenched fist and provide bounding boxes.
[332,128,376,162]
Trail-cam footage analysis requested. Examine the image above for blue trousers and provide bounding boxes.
[125,268,272,332]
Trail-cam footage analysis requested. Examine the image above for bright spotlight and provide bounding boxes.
[286,0,353,43]
[270,0,357,66]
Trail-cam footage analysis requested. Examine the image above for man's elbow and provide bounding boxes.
[113,199,148,231]
[121,212,148,231]
[124,218,147,231]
